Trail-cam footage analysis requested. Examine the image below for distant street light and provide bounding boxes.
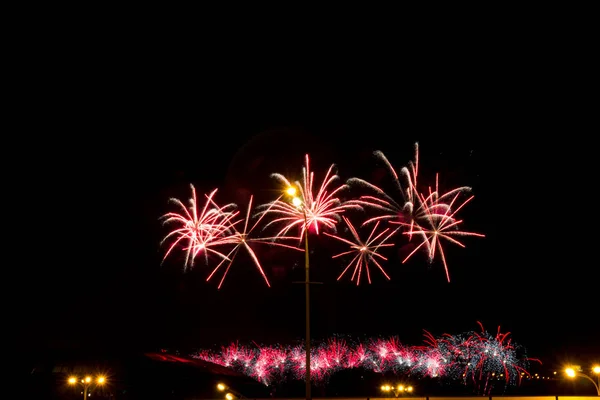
[565,367,600,395]
[380,383,414,397]
[216,382,245,399]
[68,375,106,399]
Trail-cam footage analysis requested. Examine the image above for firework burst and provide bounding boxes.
[324,216,395,285]
[160,185,238,269]
[347,143,483,282]
[396,174,485,282]
[205,195,303,289]
[347,143,421,228]
[258,154,361,242]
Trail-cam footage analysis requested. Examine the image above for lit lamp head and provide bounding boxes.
[217,383,226,391]
[292,197,303,208]
[593,366,600,374]
[565,367,576,378]
[286,186,297,197]
[225,393,235,400]
[68,376,77,385]
[97,376,106,385]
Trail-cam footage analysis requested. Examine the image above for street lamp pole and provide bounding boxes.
[68,375,106,400]
[566,368,600,395]
[576,373,600,395]
[288,188,312,400]
[302,207,311,400]
[593,366,600,389]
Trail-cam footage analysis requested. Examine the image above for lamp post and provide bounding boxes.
[68,375,106,399]
[565,367,600,395]
[287,186,312,400]
[380,384,414,397]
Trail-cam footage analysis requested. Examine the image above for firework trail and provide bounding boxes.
[258,154,362,242]
[324,217,395,284]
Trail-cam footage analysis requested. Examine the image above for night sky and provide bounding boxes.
[16,48,597,375]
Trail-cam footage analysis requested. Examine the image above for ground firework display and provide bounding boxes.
[192,322,540,390]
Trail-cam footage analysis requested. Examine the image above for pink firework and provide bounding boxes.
[465,322,542,386]
[259,154,361,242]
[396,174,485,282]
[190,326,538,387]
[319,338,349,368]
[324,216,395,285]
[347,143,422,229]
[160,185,238,269]
[348,144,483,282]
[345,343,368,368]
[205,195,303,289]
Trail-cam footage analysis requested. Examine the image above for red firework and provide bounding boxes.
[396,173,485,282]
[347,144,483,282]
[205,195,303,289]
[160,185,238,269]
[258,154,361,242]
[324,216,395,285]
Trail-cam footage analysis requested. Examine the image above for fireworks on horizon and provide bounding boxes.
[192,323,539,390]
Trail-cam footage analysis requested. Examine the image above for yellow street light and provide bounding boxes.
[565,366,600,395]
[286,186,297,196]
[68,375,107,400]
[380,383,413,397]
[217,383,244,399]
[593,366,600,374]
